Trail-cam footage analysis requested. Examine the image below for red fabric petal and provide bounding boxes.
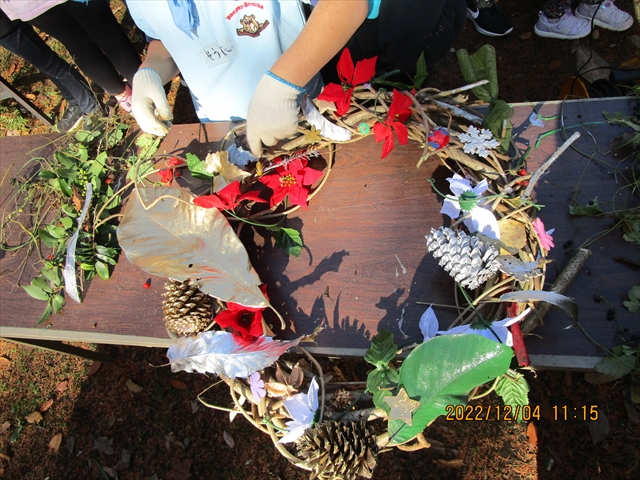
[259,173,283,189]
[269,185,290,208]
[373,123,394,158]
[352,56,378,85]
[286,184,309,208]
[388,90,412,121]
[159,169,173,186]
[167,157,186,167]
[237,190,267,204]
[193,194,228,210]
[391,122,409,146]
[336,48,354,84]
[317,82,348,103]
[217,181,241,205]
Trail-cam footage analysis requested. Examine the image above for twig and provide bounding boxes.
[430,79,490,98]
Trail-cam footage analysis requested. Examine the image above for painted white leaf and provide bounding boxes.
[302,95,352,141]
[167,331,300,378]
[117,187,268,308]
[497,255,543,281]
[500,291,578,322]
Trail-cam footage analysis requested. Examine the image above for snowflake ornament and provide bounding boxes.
[458,126,500,158]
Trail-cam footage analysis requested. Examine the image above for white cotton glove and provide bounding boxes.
[246,72,304,157]
[131,68,173,136]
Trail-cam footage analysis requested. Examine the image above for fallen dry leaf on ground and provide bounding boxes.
[548,60,562,71]
[223,430,235,449]
[171,380,188,390]
[0,357,10,368]
[55,380,68,394]
[39,399,54,412]
[526,422,538,447]
[1,422,11,434]
[24,412,43,424]
[126,379,143,393]
[588,414,611,445]
[519,32,532,40]
[48,433,62,454]
[87,361,102,376]
[94,437,115,455]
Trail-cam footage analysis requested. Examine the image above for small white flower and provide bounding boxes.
[419,305,439,341]
[458,125,500,158]
[279,377,319,444]
[440,173,500,239]
[529,112,544,128]
[435,308,531,346]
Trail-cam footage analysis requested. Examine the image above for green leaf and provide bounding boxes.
[77,144,88,161]
[623,286,640,312]
[366,368,386,395]
[96,254,117,265]
[41,267,61,286]
[56,168,77,180]
[569,198,603,216]
[186,152,214,179]
[51,294,65,314]
[595,354,636,379]
[37,229,58,248]
[79,263,95,271]
[23,285,49,301]
[275,227,303,257]
[60,217,74,230]
[88,151,108,177]
[75,129,100,143]
[61,204,78,217]
[135,133,161,160]
[388,335,512,446]
[54,151,76,169]
[456,44,499,102]
[38,170,57,179]
[58,178,73,197]
[94,261,110,280]
[413,52,428,89]
[494,371,530,422]
[37,304,53,325]
[46,224,66,239]
[31,277,52,293]
[483,99,513,153]
[364,329,397,368]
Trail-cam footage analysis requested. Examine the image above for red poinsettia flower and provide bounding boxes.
[259,158,323,209]
[193,180,267,210]
[317,48,377,116]
[158,157,186,186]
[372,89,412,158]
[214,285,269,341]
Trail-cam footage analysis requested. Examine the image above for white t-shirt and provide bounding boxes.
[0,0,68,21]
[126,0,321,122]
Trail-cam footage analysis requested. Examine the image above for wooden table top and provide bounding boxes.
[1,97,638,370]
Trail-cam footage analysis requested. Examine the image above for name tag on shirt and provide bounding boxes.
[197,37,238,68]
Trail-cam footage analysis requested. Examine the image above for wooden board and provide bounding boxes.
[1,98,638,370]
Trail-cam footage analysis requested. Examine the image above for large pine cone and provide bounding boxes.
[295,420,378,480]
[162,279,212,336]
[426,226,500,290]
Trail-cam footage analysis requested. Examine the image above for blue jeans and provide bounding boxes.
[0,21,100,114]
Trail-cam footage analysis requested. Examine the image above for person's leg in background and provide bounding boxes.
[28,2,137,111]
[465,0,513,37]
[0,19,102,131]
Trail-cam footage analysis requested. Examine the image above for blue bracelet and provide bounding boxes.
[266,71,305,93]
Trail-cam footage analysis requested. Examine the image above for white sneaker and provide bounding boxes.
[576,0,633,31]
[534,10,592,39]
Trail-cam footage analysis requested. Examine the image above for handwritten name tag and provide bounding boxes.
[197,37,238,68]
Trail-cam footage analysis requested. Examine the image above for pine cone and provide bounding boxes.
[329,389,354,412]
[162,279,212,336]
[295,420,378,480]
[426,226,500,290]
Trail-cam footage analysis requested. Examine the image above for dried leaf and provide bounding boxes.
[126,379,143,393]
[48,433,63,454]
[66,436,76,454]
[265,382,293,398]
[223,430,235,448]
[275,362,286,385]
[117,187,269,309]
[107,415,116,428]
[203,151,250,193]
[94,436,114,455]
[167,331,300,379]
[548,60,562,71]
[298,324,326,344]
[0,357,10,368]
[191,400,200,414]
[496,256,543,281]
[519,32,532,40]
[588,414,610,445]
[526,422,538,447]
[592,28,600,40]
[498,218,527,250]
[25,411,43,424]
[39,399,54,412]
[114,448,131,471]
[56,380,68,393]
[0,421,10,434]
[288,364,304,389]
[87,361,102,376]
[171,380,188,390]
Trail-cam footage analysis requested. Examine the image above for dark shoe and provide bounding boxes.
[57,105,83,132]
[467,1,513,37]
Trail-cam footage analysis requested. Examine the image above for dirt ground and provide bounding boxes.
[1,1,640,479]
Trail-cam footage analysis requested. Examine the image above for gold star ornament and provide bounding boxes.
[384,388,421,426]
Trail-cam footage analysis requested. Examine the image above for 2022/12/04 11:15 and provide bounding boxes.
[553,405,599,420]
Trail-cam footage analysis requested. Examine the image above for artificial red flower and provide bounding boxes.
[259,158,323,209]
[214,285,269,341]
[428,127,450,150]
[158,157,186,186]
[193,180,266,210]
[317,48,377,116]
[372,89,412,158]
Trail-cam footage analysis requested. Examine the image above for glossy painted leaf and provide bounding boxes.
[167,331,301,378]
[500,291,578,322]
[364,329,397,368]
[388,335,512,445]
[117,187,269,308]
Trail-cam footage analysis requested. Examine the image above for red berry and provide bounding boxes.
[143,281,151,289]
[522,180,530,187]
[105,178,113,185]
[517,169,527,176]
[174,170,181,178]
